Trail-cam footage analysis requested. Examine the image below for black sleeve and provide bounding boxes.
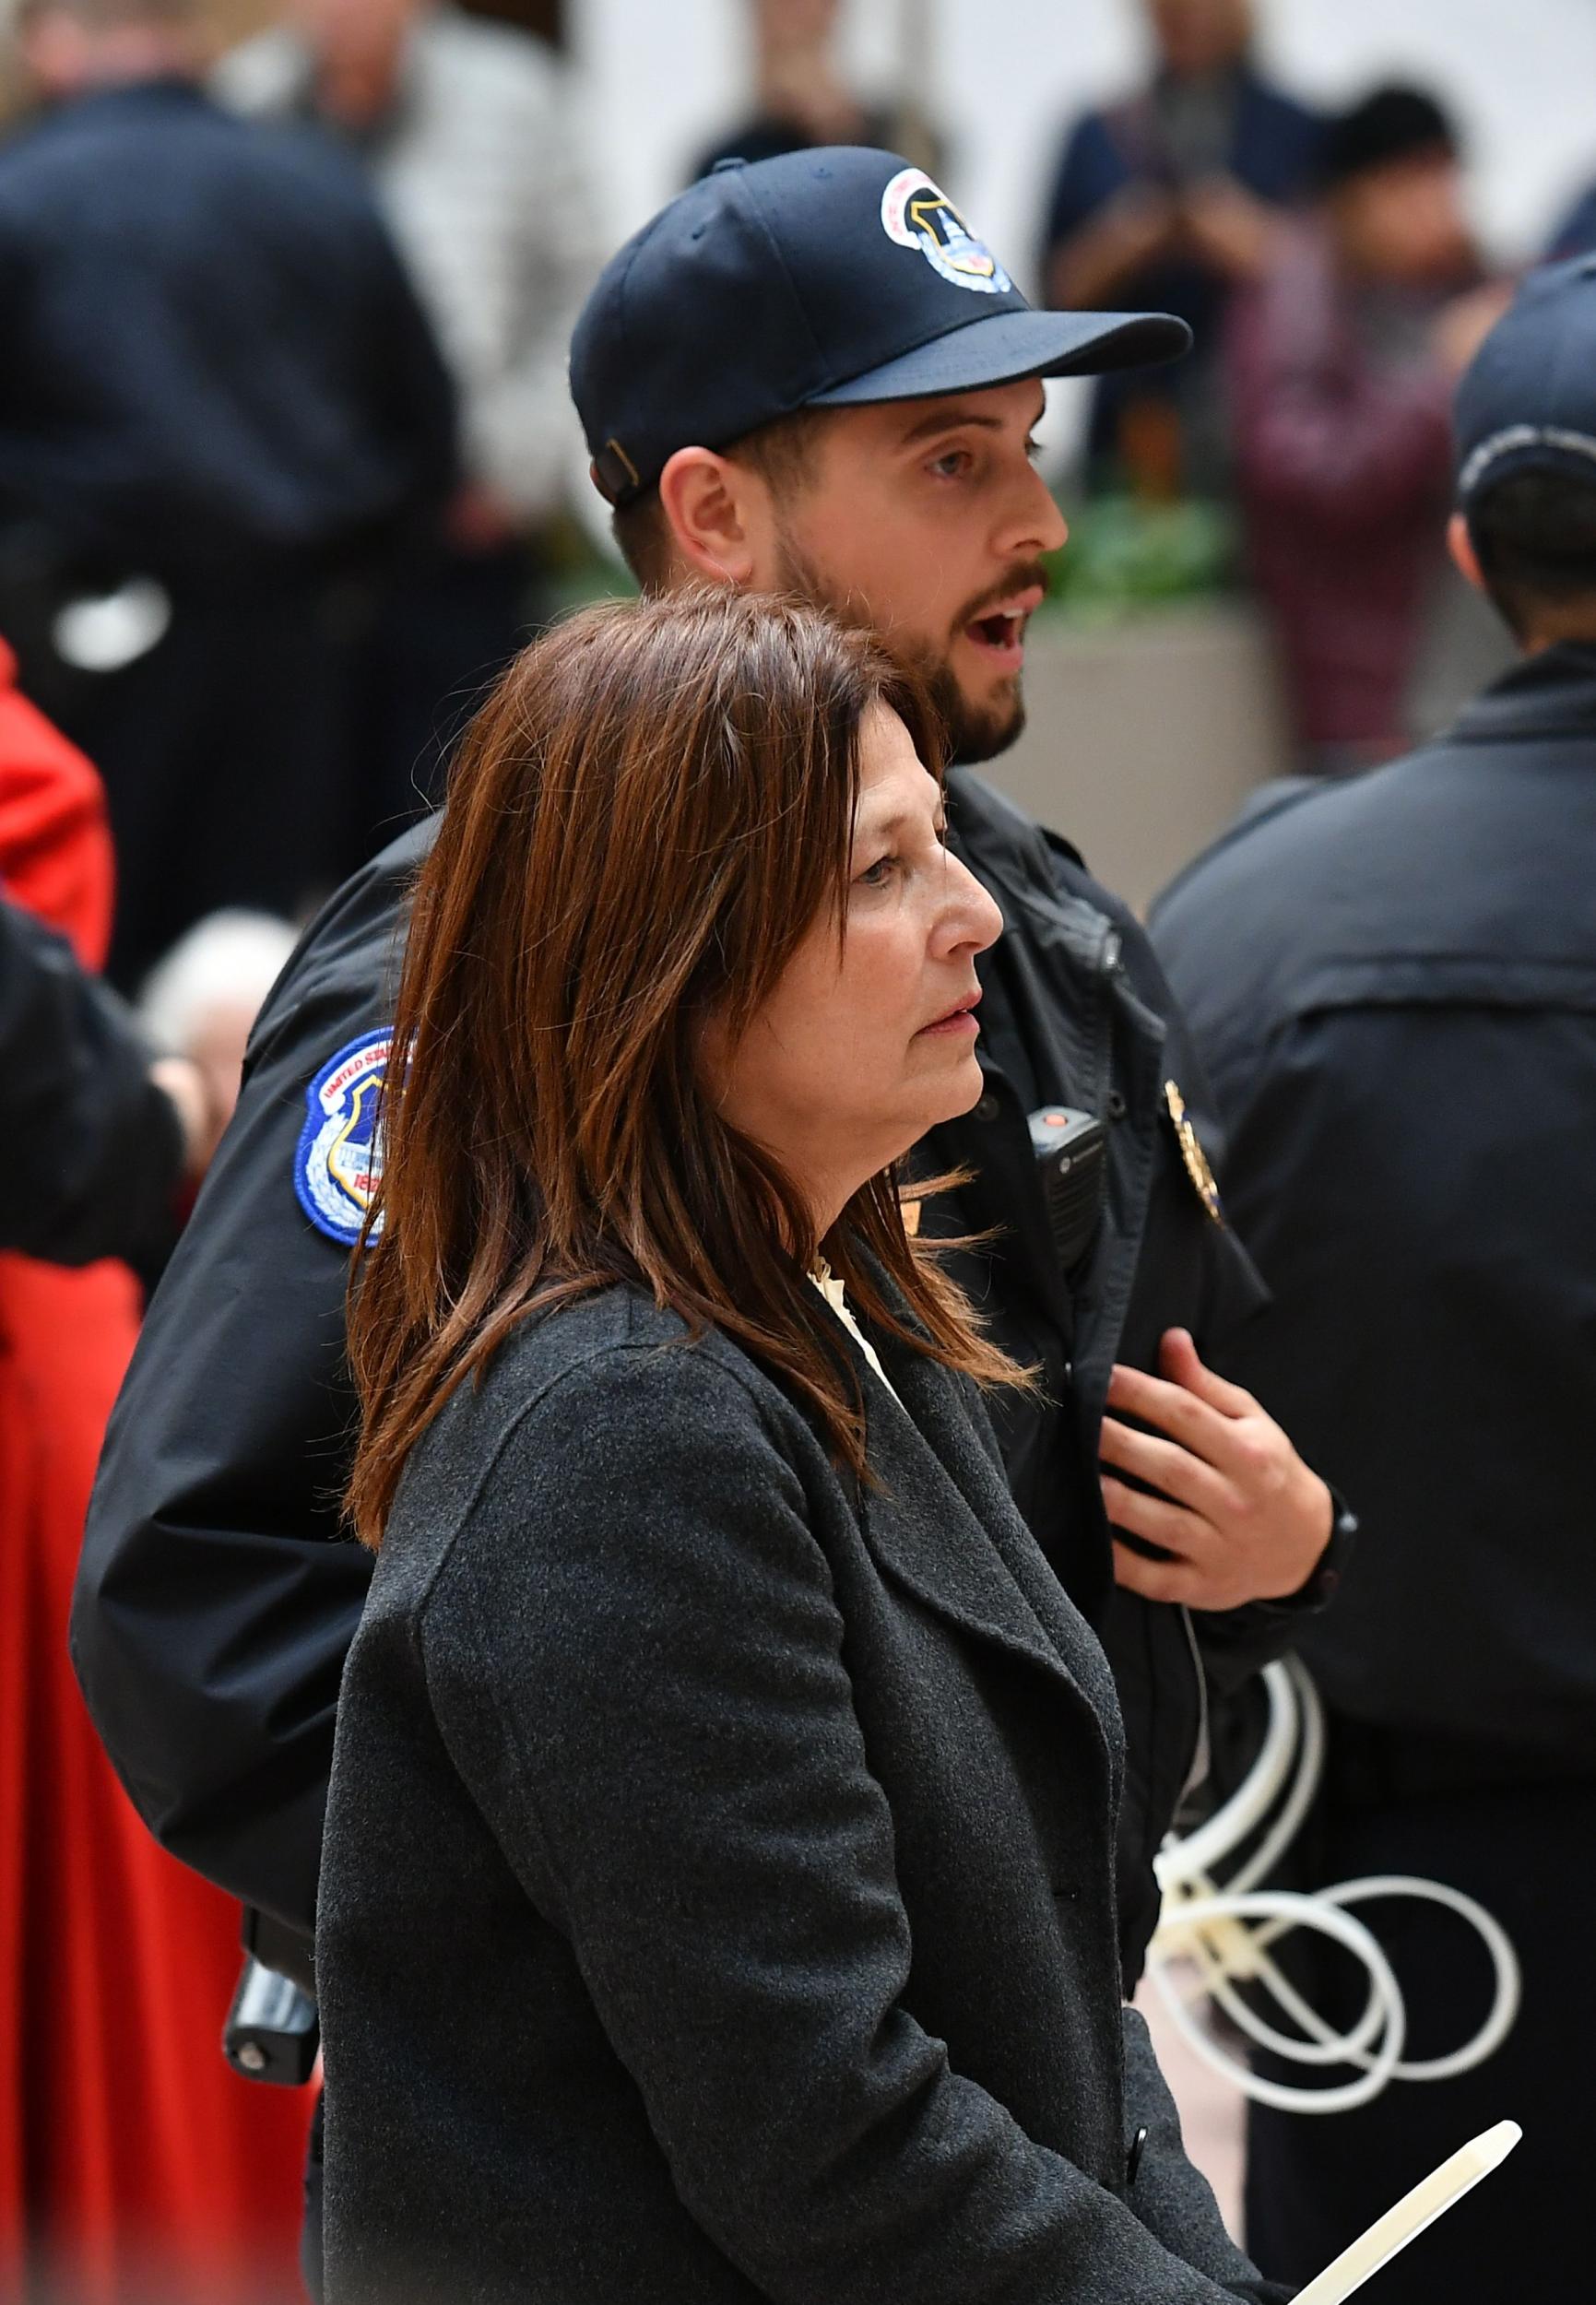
[1189,1495,1355,1697]
[0,893,182,1264]
[70,825,428,1949]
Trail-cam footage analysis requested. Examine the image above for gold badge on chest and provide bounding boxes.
[1164,1081,1224,1225]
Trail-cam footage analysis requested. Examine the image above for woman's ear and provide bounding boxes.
[658,448,760,588]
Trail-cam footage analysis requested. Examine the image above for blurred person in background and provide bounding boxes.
[0,639,313,2305]
[216,0,602,871]
[693,0,940,182]
[1038,0,1322,499]
[1151,259,1596,2302]
[1226,86,1507,771]
[139,908,300,1189]
[0,0,457,989]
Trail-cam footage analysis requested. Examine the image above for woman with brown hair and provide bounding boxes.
[318,589,1277,2305]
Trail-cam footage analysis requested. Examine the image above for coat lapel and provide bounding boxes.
[854,1335,1125,1789]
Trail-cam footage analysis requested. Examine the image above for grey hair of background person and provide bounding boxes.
[137,907,300,1057]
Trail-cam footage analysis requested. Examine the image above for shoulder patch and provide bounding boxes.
[294,1030,392,1247]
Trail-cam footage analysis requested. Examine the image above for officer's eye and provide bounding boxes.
[928,447,972,480]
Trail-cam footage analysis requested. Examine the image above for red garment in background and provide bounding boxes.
[0,639,312,2302]
[1225,222,1459,757]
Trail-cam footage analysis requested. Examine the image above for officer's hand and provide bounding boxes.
[1100,1329,1332,1612]
[1179,174,1278,283]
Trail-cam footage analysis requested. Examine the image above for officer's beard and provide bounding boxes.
[773,531,1033,767]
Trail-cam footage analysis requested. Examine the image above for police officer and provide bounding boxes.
[75,147,1344,2278]
[0,0,456,987]
[1150,257,1596,2301]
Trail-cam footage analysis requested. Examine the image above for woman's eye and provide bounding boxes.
[856,855,898,889]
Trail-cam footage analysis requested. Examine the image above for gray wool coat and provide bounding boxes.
[317,1283,1285,2305]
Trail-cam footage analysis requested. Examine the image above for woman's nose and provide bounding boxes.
[940,857,1004,956]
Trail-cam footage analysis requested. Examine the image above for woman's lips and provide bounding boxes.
[916,993,982,1038]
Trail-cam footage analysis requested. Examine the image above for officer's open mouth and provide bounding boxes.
[964,586,1043,665]
[970,611,1023,651]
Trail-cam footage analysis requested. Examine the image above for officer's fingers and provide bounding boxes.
[1098,1418,1234,1519]
[1112,1363,1287,1495]
[1111,1537,1203,1606]
[1105,1362,1231,1459]
[1101,1473,1207,1559]
[1157,1328,1257,1418]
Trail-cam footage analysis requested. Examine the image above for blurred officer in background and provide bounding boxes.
[77,149,1346,2291]
[1225,86,1506,770]
[1151,258,1596,2303]
[137,910,301,1180]
[216,0,601,867]
[0,0,456,987]
[1038,0,1322,497]
[692,0,942,183]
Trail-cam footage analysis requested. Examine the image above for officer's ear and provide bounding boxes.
[657,447,763,590]
[1448,510,1485,597]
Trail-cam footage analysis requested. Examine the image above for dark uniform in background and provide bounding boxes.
[1153,643,1596,2301]
[1152,266,1596,2298]
[0,76,456,988]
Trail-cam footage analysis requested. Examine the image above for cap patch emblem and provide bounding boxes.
[881,167,1012,297]
[295,1029,392,1247]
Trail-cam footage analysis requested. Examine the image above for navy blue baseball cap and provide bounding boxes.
[1456,256,1596,506]
[571,147,1192,506]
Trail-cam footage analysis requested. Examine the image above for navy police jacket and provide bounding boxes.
[0,79,455,585]
[74,770,1328,1985]
[1152,643,1596,1772]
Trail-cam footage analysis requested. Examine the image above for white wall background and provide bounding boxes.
[568,0,1596,474]
[572,0,1596,285]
